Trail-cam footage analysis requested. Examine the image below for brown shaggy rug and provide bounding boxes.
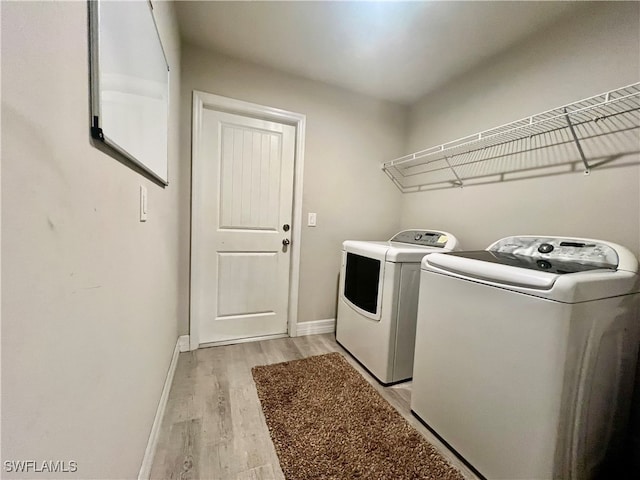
[251,352,465,480]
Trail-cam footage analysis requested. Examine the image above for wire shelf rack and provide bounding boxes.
[382,83,640,192]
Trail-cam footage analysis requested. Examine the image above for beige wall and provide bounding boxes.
[1,1,186,478]
[402,1,640,256]
[180,45,405,332]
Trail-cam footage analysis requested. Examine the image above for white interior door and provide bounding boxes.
[192,107,296,345]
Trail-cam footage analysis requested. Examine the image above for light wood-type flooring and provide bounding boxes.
[150,333,479,480]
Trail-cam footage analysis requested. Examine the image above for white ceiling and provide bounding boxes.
[175,1,579,105]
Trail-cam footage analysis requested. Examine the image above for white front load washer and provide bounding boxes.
[336,229,460,385]
[411,235,640,480]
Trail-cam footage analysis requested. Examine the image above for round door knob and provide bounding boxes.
[282,239,291,246]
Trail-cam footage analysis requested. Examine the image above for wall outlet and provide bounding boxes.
[308,212,317,227]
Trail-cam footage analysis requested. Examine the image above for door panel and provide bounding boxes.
[219,125,282,230]
[216,252,278,317]
[193,107,295,344]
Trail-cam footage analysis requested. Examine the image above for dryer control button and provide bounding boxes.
[538,243,554,254]
[414,233,423,241]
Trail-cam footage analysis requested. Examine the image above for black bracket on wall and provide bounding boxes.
[91,115,104,141]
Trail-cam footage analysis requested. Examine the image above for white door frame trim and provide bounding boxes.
[190,91,306,350]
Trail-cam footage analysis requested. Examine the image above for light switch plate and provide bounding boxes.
[140,185,147,222]
[308,212,317,227]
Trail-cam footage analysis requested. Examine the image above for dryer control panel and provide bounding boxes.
[391,230,450,248]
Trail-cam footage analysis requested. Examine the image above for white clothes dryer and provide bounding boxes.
[411,235,640,480]
[336,229,460,385]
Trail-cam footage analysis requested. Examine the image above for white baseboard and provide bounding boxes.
[296,318,336,336]
[177,335,190,352]
[138,336,183,480]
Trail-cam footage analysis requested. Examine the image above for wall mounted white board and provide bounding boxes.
[89,0,169,185]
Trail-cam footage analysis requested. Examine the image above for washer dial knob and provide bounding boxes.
[538,243,554,254]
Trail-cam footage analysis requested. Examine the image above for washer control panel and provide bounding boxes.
[491,236,619,268]
[391,230,450,248]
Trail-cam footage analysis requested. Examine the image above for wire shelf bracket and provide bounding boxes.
[563,107,590,174]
